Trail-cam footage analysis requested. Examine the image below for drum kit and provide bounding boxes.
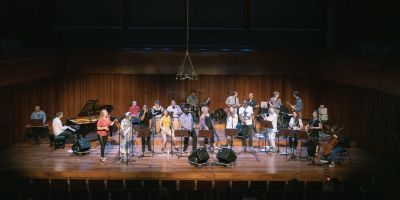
[180,97,211,122]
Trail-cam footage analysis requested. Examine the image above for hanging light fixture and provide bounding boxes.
[176,0,198,80]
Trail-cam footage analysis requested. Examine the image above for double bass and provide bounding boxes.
[323,134,339,156]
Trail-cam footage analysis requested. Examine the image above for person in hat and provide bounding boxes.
[120,112,133,162]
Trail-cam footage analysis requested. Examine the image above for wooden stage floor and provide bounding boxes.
[0,132,396,185]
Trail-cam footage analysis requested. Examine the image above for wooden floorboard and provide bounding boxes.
[0,130,396,184]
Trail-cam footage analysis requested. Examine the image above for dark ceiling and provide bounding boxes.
[1,0,399,50]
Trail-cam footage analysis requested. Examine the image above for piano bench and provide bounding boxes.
[49,135,66,149]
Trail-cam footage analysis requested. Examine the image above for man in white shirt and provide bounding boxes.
[239,100,255,152]
[264,107,278,151]
[166,100,183,136]
[52,112,74,144]
[226,107,239,148]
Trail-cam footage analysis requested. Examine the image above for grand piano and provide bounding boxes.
[66,100,113,137]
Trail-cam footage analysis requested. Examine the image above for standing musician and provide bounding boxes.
[166,100,182,137]
[179,107,197,153]
[31,105,47,123]
[199,106,218,150]
[288,91,303,119]
[239,100,255,152]
[160,110,178,152]
[247,92,258,133]
[226,107,238,148]
[305,110,323,158]
[129,100,141,130]
[225,90,240,114]
[269,91,282,113]
[151,100,164,133]
[264,107,278,151]
[120,112,133,162]
[97,109,117,162]
[139,105,153,154]
[288,111,303,155]
[30,105,48,143]
[186,90,198,105]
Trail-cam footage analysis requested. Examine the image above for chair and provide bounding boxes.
[196,180,212,191]
[179,180,195,191]
[49,134,66,149]
[107,179,125,190]
[337,149,351,164]
[50,179,69,200]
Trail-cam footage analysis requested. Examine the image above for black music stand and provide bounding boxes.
[138,127,152,158]
[296,130,309,160]
[30,119,45,145]
[279,128,292,158]
[225,129,240,154]
[259,120,272,152]
[198,129,212,150]
[175,129,189,158]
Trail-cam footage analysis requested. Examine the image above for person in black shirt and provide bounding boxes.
[139,105,153,154]
[305,111,322,158]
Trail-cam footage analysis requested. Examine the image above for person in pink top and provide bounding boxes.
[97,109,116,162]
[129,100,141,125]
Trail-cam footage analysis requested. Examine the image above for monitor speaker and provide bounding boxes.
[216,148,237,164]
[188,148,209,164]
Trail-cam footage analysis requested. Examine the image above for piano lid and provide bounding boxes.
[77,99,113,117]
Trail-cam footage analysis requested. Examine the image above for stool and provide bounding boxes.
[337,149,351,164]
[49,135,66,149]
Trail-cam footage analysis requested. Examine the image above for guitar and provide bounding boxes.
[286,101,295,110]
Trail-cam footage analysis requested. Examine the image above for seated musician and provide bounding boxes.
[30,105,47,143]
[186,90,198,105]
[179,107,197,153]
[151,100,164,133]
[320,128,346,168]
[226,107,238,148]
[139,105,153,154]
[120,112,133,162]
[288,111,303,155]
[305,110,323,158]
[52,112,74,146]
[129,100,141,129]
[160,110,178,152]
[199,106,218,150]
[264,107,278,151]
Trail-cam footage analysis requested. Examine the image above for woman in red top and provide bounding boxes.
[97,109,116,162]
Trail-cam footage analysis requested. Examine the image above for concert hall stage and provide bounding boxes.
[0,132,395,185]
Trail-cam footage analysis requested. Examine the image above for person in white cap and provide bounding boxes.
[120,112,133,162]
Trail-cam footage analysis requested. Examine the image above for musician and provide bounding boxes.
[30,105,47,144]
[151,100,164,133]
[239,100,255,152]
[96,109,116,162]
[305,110,323,158]
[269,91,282,113]
[225,90,240,113]
[179,107,197,153]
[289,91,303,119]
[166,100,182,137]
[226,107,238,148]
[160,110,178,152]
[139,105,153,154]
[247,92,258,133]
[31,105,47,123]
[200,106,218,150]
[320,128,346,168]
[264,107,278,151]
[52,112,74,145]
[288,111,303,153]
[129,100,141,126]
[120,112,133,162]
[186,90,198,105]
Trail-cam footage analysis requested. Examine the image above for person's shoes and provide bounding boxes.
[320,160,329,164]
[329,162,335,168]
[148,148,152,152]
[174,147,179,152]
[243,147,247,152]
[100,157,106,162]
[161,147,165,152]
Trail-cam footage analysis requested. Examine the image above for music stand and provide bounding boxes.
[296,130,309,160]
[138,127,152,158]
[198,129,212,150]
[225,129,240,154]
[30,119,45,145]
[175,129,189,158]
[279,128,292,158]
[259,120,272,152]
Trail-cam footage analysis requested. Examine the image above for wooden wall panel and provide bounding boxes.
[1,74,400,163]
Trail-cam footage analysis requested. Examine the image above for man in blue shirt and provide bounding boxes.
[179,107,197,153]
[31,106,46,123]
